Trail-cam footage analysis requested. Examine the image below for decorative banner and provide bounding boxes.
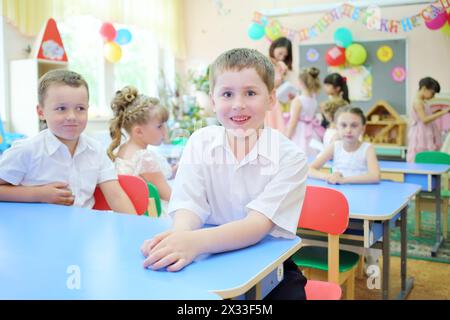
[306,48,319,62]
[391,66,406,82]
[376,45,393,62]
[250,1,450,42]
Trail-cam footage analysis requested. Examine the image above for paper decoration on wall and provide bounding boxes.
[306,48,319,62]
[250,1,450,42]
[328,65,372,101]
[377,45,393,62]
[391,66,406,82]
[32,18,68,62]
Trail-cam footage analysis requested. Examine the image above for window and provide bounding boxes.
[59,15,174,119]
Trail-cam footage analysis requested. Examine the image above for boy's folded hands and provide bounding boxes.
[36,182,75,206]
[141,229,203,272]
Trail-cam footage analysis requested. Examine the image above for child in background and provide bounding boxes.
[320,73,351,129]
[0,70,136,214]
[108,86,173,213]
[309,106,380,185]
[141,48,308,300]
[407,77,450,162]
[322,98,349,148]
[286,67,323,157]
[265,37,294,134]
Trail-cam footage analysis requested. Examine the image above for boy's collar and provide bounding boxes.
[209,126,278,164]
[44,129,92,156]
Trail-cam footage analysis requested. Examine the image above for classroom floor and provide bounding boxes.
[354,257,450,300]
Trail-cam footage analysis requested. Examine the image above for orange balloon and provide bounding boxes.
[103,41,122,63]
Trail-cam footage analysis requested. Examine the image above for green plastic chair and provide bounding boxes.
[145,182,162,218]
[414,151,450,238]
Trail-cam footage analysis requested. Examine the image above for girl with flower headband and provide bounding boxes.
[108,86,173,213]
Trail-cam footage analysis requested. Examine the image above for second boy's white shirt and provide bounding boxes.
[0,129,117,208]
[168,126,308,239]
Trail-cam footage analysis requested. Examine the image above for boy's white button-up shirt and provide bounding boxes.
[0,129,117,208]
[168,125,308,239]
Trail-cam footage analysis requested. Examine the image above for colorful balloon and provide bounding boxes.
[99,22,117,41]
[248,22,265,40]
[325,46,346,66]
[425,9,447,30]
[265,20,283,41]
[345,43,367,65]
[441,21,450,36]
[333,27,353,48]
[115,29,132,45]
[104,41,122,63]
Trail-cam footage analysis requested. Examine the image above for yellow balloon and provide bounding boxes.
[441,22,450,36]
[104,41,122,63]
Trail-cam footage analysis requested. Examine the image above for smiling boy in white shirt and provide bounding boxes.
[141,48,308,299]
[0,69,136,214]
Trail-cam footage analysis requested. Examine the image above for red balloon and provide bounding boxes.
[99,22,117,41]
[325,46,346,66]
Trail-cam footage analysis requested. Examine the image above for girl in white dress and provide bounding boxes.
[107,86,172,214]
[309,106,380,184]
[321,98,349,148]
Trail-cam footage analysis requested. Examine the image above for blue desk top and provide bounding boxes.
[0,202,301,300]
[306,179,421,220]
[309,156,449,175]
[377,160,449,175]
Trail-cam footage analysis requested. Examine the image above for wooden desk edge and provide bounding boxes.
[210,239,303,299]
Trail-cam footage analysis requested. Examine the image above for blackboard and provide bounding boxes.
[299,39,407,114]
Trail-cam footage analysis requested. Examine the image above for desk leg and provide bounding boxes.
[396,206,414,300]
[431,175,444,257]
[382,220,390,300]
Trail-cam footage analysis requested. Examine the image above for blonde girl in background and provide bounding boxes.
[321,98,349,148]
[108,86,172,214]
[286,67,323,157]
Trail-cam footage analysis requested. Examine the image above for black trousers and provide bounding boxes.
[264,258,307,300]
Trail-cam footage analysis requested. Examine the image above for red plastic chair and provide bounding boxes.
[305,280,342,300]
[93,174,149,215]
[294,185,358,300]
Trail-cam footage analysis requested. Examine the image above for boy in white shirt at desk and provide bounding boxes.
[141,48,308,299]
[0,69,136,214]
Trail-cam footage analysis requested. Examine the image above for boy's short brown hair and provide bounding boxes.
[38,69,89,106]
[209,48,275,94]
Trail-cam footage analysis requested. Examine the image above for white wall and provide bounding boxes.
[2,16,35,131]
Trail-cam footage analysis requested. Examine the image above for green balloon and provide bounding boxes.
[346,43,367,65]
[441,22,450,36]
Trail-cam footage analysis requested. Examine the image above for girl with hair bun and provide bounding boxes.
[108,86,173,213]
[286,67,324,157]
